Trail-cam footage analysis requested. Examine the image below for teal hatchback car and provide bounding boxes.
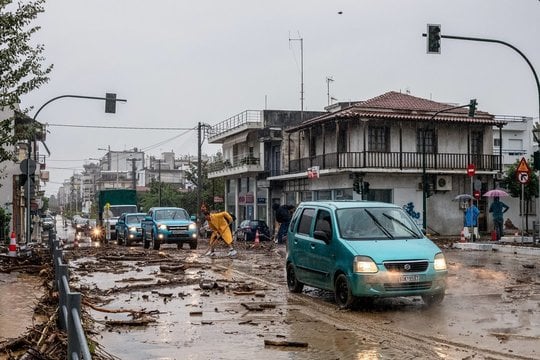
[286,201,447,309]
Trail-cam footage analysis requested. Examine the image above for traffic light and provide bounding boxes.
[534,150,540,169]
[105,93,117,113]
[353,178,361,194]
[427,24,441,54]
[468,99,477,117]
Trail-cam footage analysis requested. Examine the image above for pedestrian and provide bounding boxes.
[273,203,295,244]
[202,206,237,257]
[464,199,480,242]
[489,196,509,241]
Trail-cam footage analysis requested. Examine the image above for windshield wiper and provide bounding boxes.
[382,213,420,238]
[364,210,394,239]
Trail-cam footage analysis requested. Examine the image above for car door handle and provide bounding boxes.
[310,243,315,249]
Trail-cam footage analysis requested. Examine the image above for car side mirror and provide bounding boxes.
[190,215,196,221]
[313,230,330,243]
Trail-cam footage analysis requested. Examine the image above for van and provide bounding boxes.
[286,201,447,309]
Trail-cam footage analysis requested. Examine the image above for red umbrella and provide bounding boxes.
[483,189,509,197]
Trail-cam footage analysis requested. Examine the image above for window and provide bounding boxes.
[368,126,390,152]
[416,129,437,154]
[315,209,332,240]
[297,208,315,235]
[366,189,392,203]
[471,131,483,155]
[337,123,348,153]
[494,138,501,147]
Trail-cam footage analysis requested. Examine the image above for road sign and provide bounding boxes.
[518,172,530,184]
[20,159,37,175]
[516,157,531,184]
[467,164,475,177]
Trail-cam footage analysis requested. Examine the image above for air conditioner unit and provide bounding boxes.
[436,175,452,191]
[495,172,504,180]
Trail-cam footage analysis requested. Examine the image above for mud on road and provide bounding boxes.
[65,238,539,360]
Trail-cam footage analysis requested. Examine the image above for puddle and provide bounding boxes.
[0,272,44,341]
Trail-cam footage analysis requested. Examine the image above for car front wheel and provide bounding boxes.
[142,230,150,249]
[286,263,304,293]
[152,231,161,250]
[334,274,356,309]
[422,292,445,307]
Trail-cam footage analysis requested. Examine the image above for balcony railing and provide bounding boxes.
[287,151,501,174]
[208,155,261,173]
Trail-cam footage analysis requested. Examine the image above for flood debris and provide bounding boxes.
[264,340,308,348]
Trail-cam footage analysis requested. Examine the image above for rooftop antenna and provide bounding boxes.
[289,32,304,121]
[326,76,334,106]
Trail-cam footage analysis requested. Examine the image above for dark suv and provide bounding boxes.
[236,220,271,241]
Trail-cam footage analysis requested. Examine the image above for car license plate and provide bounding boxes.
[171,230,184,235]
[399,274,420,283]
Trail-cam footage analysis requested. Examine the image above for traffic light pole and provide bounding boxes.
[424,30,540,241]
[27,94,127,244]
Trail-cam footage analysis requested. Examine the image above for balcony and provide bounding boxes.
[208,155,262,179]
[207,110,263,144]
[283,151,501,176]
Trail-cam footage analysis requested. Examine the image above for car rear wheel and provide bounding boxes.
[335,274,356,309]
[421,292,445,307]
[152,231,160,250]
[286,263,304,293]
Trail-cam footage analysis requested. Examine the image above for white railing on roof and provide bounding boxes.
[208,110,263,138]
[494,115,533,122]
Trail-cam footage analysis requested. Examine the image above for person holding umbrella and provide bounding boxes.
[464,199,480,242]
[489,196,509,241]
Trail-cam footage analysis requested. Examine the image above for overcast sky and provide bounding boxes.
[19,0,540,196]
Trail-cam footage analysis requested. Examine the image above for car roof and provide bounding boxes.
[123,212,147,216]
[297,200,400,210]
[148,207,186,211]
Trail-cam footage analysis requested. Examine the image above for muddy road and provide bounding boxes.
[63,234,539,360]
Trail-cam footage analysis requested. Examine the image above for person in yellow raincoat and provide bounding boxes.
[203,209,237,257]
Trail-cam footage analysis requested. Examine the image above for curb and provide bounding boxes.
[453,242,540,256]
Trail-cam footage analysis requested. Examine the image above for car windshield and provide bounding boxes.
[336,207,423,240]
[110,206,137,217]
[126,215,146,223]
[155,209,188,221]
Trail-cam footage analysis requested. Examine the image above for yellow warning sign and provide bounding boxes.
[517,157,531,173]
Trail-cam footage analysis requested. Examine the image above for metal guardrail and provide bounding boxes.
[49,234,92,360]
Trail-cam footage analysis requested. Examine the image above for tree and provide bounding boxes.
[182,159,225,214]
[500,158,538,233]
[139,179,183,211]
[0,0,53,162]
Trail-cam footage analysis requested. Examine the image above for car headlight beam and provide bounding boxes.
[434,252,447,271]
[353,255,378,273]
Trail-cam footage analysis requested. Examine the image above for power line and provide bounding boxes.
[47,123,196,130]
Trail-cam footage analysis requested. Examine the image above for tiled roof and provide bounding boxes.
[287,91,505,131]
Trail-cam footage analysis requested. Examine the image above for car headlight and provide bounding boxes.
[353,256,378,273]
[158,224,168,230]
[129,226,137,232]
[92,228,101,235]
[188,223,197,231]
[434,252,447,271]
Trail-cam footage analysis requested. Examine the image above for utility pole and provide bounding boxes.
[127,157,137,190]
[289,35,304,122]
[197,122,202,219]
[158,159,162,206]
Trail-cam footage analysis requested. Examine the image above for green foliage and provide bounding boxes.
[500,158,538,200]
[139,180,183,211]
[0,207,11,243]
[0,0,53,162]
[139,160,225,216]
